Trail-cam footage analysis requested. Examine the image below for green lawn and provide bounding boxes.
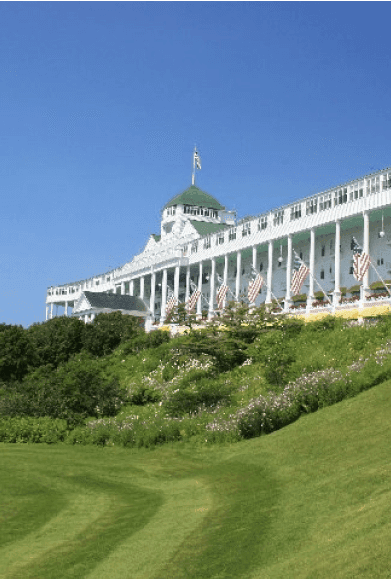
[2,379,391,579]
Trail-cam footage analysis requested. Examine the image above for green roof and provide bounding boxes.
[190,221,230,236]
[163,185,225,211]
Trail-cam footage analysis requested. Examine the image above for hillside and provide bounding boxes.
[1,378,391,578]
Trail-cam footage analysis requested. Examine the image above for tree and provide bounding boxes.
[83,311,143,357]
[0,323,32,383]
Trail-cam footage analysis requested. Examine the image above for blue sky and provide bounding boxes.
[1,2,391,327]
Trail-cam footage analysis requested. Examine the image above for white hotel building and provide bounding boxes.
[46,166,391,324]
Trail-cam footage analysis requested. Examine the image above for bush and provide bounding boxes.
[82,311,143,357]
[0,352,127,426]
[163,378,233,417]
[122,330,171,355]
[0,417,68,443]
[27,317,85,370]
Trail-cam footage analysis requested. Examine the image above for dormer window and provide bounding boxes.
[166,205,177,216]
[242,222,251,236]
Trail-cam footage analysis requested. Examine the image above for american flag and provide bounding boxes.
[248,274,264,303]
[165,294,177,317]
[353,252,371,282]
[186,289,201,312]
[194,150,201,170]
[291,264,309,295]
[216,284,229,309]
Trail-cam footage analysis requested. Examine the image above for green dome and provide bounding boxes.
[163,185,225,211]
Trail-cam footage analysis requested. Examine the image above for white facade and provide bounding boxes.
[46,167,391,323]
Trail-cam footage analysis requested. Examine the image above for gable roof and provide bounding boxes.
[190,221,231,236]
[81,291,148,313]
[163,185,225,211]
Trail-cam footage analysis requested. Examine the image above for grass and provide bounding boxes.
[2,378,391,578]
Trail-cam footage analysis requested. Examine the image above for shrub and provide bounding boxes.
[0,417,68,443]
[1,353,127,426]
[27,317,85,370]
[163,378,233,417]
[82,311,143,357]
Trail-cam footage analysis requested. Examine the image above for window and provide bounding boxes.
[334,188,348,206]
[306,198,317,215]
[349,266,354,275]
[377,258,384,266]
[242,222,251,236]
[216,232,225,245]
[191,242,198,254]
[166,205,177,216]
[259,262,263,272]
[212,210,218,218]
[229,227,237,241]
[204,237,211,249]
[319,193,332,211]
[258,216,268,230]
[290,203,302,221]
[273,210,284,226]
[300,252,303,260]
[182,245,188,256]
[329,266,332,274]
[320,270,325,279]
[330,239,333,251]
[321,245,325,257]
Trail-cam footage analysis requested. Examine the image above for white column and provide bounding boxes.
[285,235,292,311]
[252,246,257,271]
[209,258,216,317]
[121,281,126,295]
[50,303,54,319]
[223,254,229,308]
[333,221,341,305]
[185,266,190,304]
[91,313,95,322]
[266,240,273,303]
[174,266,180,300]
[150,272,156,319]
[363,211,370,293]
[307,228,316,307]
[235,251,242,300]
[64,301,68,316]
[197,262,203,317]
[46,304,49,321]
[160,268,168,323]
[84,314,89,324]
[140,276,145,300]
[129,280,134,296]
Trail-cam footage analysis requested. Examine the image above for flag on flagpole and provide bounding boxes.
[353,252,371,282]
[194,149,201,170]
[216,284,229,309]
[248,274,264,303]
[290,256,310,295]
[165,296,177,317]
[186,289,201,312]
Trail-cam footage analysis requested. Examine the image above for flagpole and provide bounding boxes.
[192,145,196,186]
[368,262,391,298]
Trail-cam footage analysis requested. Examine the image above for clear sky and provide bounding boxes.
[1,2,391,327]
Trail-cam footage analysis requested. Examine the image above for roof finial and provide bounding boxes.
[192,145,201,185]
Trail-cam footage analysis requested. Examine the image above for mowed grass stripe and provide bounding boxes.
[1,380,391,578]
